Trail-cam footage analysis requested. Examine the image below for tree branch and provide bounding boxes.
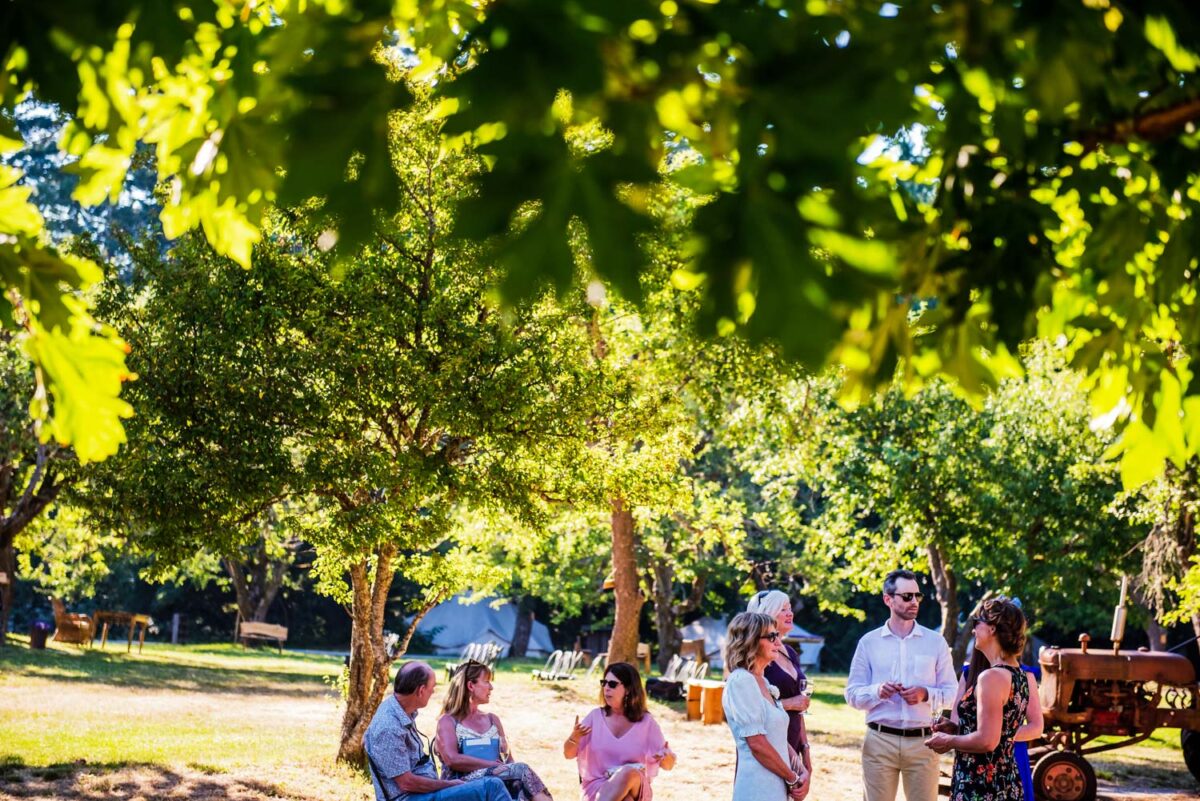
[1081,95,1200,153]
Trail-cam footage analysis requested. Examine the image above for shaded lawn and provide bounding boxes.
[0,637,339,695]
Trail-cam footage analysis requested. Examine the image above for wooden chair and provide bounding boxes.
[448,641,505,679]
[537,647,568,681]
[584,651,607,681]
[636,642,652,674]
[679,637,707,664]
[51,598,95,646]
[660,654,685,681]
[556,650,588,680]
[530,647,561,681]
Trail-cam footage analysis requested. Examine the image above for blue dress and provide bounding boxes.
[723,668,791,801]
[960,662,1039,801]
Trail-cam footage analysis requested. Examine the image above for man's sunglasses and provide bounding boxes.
[889,592,924,602]
[760,631,781,642]
[600,678,623,689]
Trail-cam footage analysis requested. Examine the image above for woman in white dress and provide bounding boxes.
[722,612,810,801]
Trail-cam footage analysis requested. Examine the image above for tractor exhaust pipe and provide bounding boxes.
[1110,575,1128,655]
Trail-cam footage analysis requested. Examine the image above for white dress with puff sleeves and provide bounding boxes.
[722,668,791,801]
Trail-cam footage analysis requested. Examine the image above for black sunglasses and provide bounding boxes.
[889,592,924,602]
[600,678,623,689]
[970,615,994,628]
[760,631,781,642]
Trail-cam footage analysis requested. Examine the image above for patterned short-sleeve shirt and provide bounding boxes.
[364,695,437,801]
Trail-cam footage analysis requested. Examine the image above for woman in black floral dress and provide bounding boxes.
[924,598,1043,801]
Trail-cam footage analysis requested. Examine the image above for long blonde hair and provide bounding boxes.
[724,612,775,672]
[440,661,491,719]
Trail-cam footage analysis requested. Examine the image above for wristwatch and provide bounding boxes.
[785,774,802,789]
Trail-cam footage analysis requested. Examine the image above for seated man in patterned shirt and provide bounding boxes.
[364,661,511,801]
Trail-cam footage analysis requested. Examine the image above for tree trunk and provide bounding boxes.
[651,558,682,673]
[224,540,293,623]
[337,544,398,765]
[509,595,533,658]
[1145,616,1168,651]
[0,444,69,556]
[1134,589,1168,651]
[0,442,70,643]
[0,542,14,647]
[609,498,642,666]
[926,542,963,661]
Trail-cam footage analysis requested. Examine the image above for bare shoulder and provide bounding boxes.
[978,667,1011,690]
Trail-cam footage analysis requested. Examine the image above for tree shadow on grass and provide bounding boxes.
[0,645,339,697]
[0,757,324,801]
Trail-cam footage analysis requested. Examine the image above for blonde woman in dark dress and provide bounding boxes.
[748,590,812,786]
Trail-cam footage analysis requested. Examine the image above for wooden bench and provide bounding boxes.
[238,621,288,653]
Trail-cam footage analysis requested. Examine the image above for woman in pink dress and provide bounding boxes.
[562,661,676,801]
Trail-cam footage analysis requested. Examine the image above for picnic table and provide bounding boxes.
[94,610,151,653]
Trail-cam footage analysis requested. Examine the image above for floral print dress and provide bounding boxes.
[951,665,1029,801]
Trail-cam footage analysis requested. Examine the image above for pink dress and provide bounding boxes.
[575,707,668,801]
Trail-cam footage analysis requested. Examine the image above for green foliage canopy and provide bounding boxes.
[6,2,1200,481]
[726,345,1142,647]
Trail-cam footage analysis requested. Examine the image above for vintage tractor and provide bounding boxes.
[1034,581,1200,800]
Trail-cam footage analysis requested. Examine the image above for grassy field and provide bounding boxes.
[0,637,1194,801]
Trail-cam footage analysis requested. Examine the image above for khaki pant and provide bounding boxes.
[861,727,940,801]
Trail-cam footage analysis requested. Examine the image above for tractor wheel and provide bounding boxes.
[1183,729,1200,782]
[1033,751,1097,801]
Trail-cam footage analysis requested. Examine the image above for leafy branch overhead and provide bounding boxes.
[4,1,1200,481]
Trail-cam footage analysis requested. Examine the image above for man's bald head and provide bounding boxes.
[393,661,434,696]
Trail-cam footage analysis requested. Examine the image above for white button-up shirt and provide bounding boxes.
[844,620,959,729]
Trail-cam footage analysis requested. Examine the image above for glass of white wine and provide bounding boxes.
[798,679,814,716]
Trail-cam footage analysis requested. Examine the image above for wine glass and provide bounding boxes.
[798,679,814,716]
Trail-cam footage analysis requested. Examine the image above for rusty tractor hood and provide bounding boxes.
[1039,647,1195,685]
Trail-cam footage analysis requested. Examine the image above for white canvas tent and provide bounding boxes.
[413,595,555,657]
[679,617,825,671]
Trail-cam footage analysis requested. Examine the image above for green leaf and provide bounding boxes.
[807,230,896,277]
[68,143,132,206]
[0,239,104,332]
[22,321,133,464]
[1145,16,1200,73]
[1153,372,1188,467]
[0,167,44,236]
[1108,421,1169,489]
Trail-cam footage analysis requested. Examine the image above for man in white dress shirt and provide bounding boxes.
[845,569,958,801]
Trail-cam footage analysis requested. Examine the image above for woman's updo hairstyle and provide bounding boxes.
[979,597,1027,657]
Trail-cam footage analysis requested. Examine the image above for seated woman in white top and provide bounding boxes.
[722,612,810,801]
[437,661,553,801]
